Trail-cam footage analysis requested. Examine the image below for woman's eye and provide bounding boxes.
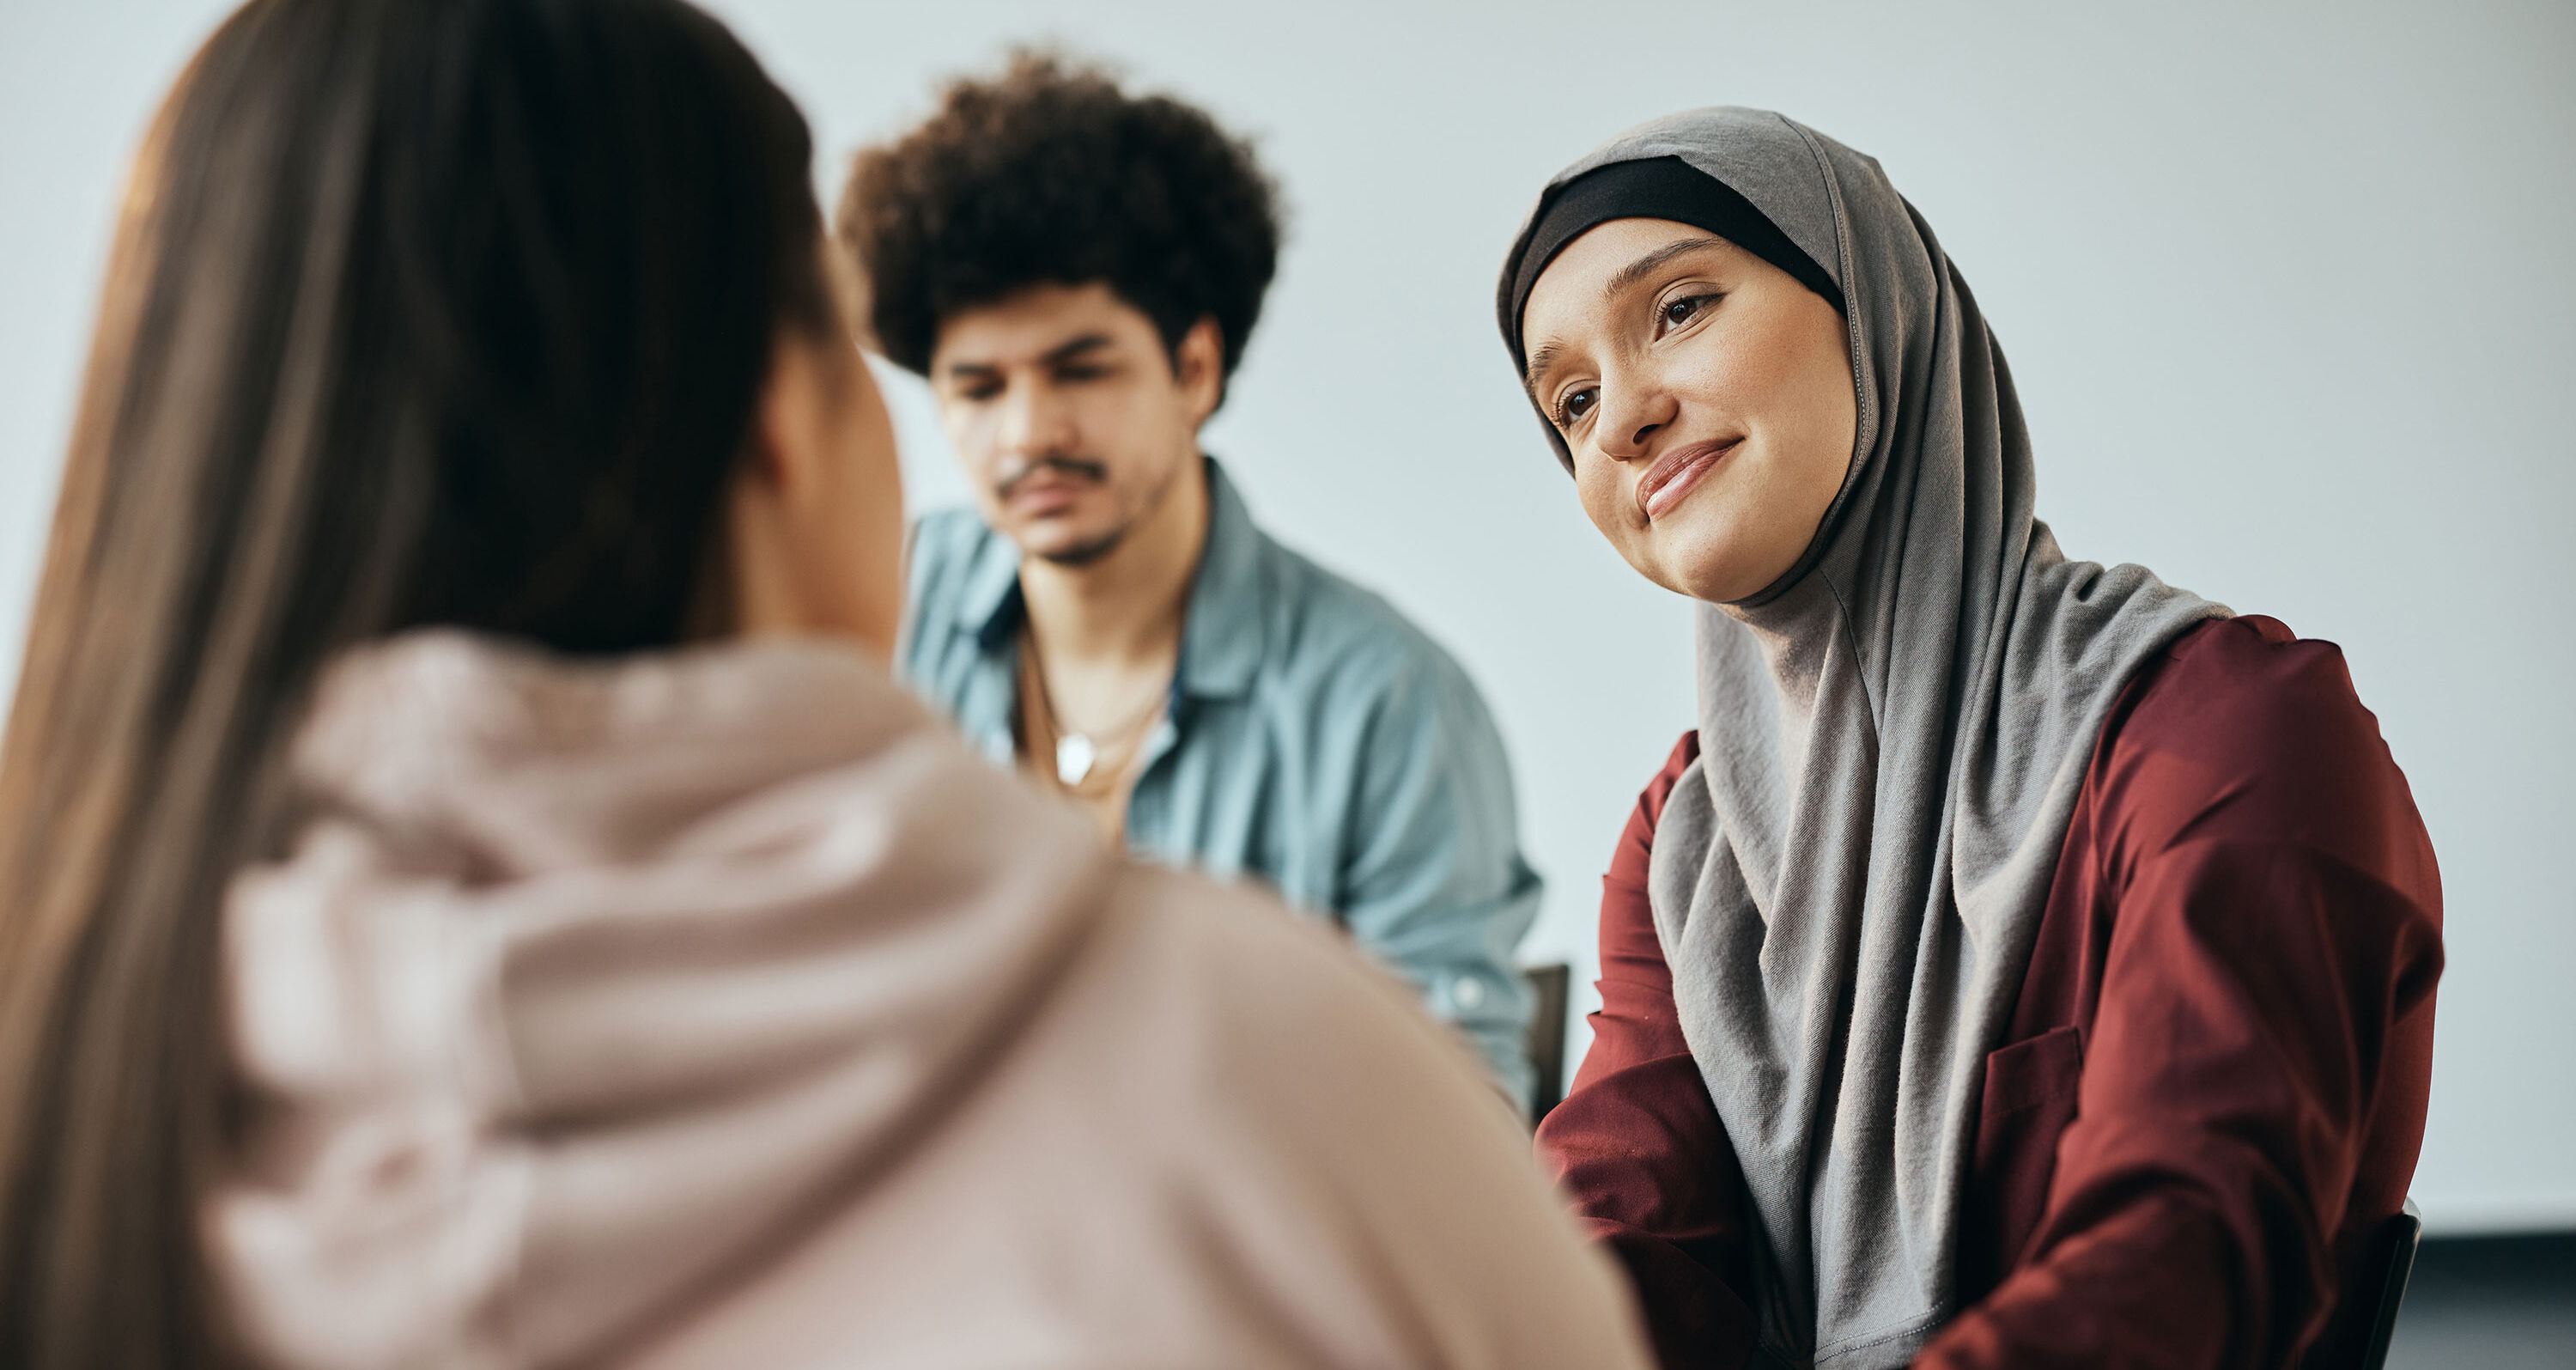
[1662,294,1714,330]
[1560,387,1598,425]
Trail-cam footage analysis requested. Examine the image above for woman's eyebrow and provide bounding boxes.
[1601,234,1726,305]
[1523,340,1569,399]
[1522,236,1727,399]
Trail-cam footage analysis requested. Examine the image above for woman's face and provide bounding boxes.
[1519,217,1856,604]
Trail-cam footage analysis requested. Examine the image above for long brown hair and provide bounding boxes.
[0,0,833,1361]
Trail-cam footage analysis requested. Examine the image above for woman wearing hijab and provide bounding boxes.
[0,2,1654,1366]
[1500,108,2442,1370]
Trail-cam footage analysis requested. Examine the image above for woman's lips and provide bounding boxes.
[1637,439,1741,521]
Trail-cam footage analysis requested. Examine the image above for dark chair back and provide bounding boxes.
[2357,1197,2423,1370]
[1522,963,1571,1126]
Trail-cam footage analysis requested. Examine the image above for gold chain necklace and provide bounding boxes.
[1022,624,1170,788]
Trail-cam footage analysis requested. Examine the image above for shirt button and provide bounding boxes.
[1453,975,1485,1011]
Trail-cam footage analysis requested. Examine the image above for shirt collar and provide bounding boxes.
[953,457,1268,702]
[959,519,1028,655]
[1176,457,1266,700]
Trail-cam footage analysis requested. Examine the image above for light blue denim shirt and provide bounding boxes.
[901,460,1540,1100]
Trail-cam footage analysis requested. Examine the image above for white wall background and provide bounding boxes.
[3,0,2569,1233]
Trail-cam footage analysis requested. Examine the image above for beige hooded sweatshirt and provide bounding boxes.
[207,632,1649,1370]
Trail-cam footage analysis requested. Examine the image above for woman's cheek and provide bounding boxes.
[1575,454,1631,543]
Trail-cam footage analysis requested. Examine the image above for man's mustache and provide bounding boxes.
[993,454,1110,501]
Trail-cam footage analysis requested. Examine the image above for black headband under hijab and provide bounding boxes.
[1497,155,1845,469]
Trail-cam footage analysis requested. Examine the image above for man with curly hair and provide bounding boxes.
[840,53,1540,1104]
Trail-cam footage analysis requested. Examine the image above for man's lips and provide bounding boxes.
[1004,474,1088,512]
[1637,438,1741,521]
[995,456,1108,515]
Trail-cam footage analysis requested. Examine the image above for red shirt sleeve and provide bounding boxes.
[1917,617,2445,1369]
[1536,732,1758,1370]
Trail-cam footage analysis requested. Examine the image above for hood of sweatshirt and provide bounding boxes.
[210,630,1114,1369]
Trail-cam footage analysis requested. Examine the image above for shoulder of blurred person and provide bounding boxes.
[210,630,1639,1370]
[1208,463,1494,728]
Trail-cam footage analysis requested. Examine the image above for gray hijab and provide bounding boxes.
[1500,108,2224,1367]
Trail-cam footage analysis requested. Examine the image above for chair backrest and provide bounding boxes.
[2356,1196,2423,1370]
[1522,963,1571,1126]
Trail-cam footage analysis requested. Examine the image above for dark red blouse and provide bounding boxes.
[1538,616,2444,1370]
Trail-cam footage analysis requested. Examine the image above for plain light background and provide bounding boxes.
[3,0,2569,1233]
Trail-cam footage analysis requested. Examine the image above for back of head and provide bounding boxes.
[839,50,1282,392]
[0,0,830,1361]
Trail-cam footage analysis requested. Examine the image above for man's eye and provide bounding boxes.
[958,383,1002,402]
[1056,364,1110,383]
[1559,387,1598,425]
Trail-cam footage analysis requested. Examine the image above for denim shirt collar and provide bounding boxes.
[955,456,1267,703]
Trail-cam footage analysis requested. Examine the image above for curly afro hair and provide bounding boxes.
[838,52,1282,394]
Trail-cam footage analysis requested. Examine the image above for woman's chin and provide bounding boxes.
[1633,521,1753,604]
[1646,497,1821,605]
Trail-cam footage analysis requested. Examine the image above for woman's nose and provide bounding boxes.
[1594,381,1675,462]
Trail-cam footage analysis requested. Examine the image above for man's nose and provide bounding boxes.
[996,380,1074,458]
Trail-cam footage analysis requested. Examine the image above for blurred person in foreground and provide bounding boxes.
[0,2,1654,1366]
[1502,109,2442,1368]
[839,55,1545,1103]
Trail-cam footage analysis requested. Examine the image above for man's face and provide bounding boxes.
[931,283,1219,567]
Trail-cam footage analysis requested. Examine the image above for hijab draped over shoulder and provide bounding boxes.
[1498,108,2224,1368]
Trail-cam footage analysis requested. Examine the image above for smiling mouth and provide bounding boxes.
[1637,438,1741,521]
